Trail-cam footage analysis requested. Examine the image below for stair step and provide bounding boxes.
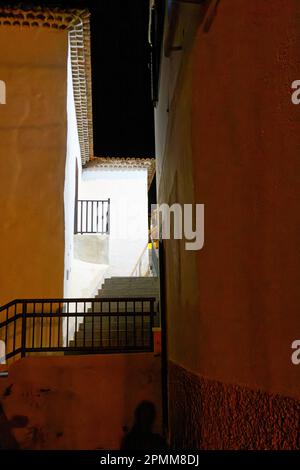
[86,305,157,313]
[76,323,150,337]
[105,276,158,282]
[101,278,158,288]
[74,333,150,341]
[99,282,159,288]
[78,317,151,327]
[99,289,157,294]
[68,340,151,348]
[68,276,159,351]
[96,294,158,301]
[99,282,158,288]
[100,282,158,287]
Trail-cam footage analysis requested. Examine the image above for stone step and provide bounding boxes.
[102,280,158,286]
[74,318,151,333]
[100,277,159,290]
[104,276,158,283]
[78,317,151,327]
[74,331,150,340]
[99,282,158,289]
[68,339,151,348]
[98,283,159,292]
[89,298,156,303]
[96,293,158,300]
[71,326,151,341]
[96,287,159,298]
[69,276,159,349]
[102,282,158,288]
[87,304,157,313]
[100,281,158,287]
[86,317,155,326]
[77,325,151,335]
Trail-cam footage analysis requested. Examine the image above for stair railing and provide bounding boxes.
[0,297,155,364]
[131,243,150,277]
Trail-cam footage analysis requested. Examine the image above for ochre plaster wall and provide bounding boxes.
[156,1,300,448]
[0,354,162,450]
[0,27,68,306]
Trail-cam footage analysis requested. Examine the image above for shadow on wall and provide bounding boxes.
[165,0,221,56]
[121,400,167,450]
[0,354,162,450]
[0,401,28,449]
[202,0,221,33]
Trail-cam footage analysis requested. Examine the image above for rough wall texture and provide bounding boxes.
[155,1,300,448]
[0,354,162,450]
[0,27,67,306]
[169,361,300,450]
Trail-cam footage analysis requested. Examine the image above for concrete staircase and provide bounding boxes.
[69,277,160,349]
[96,276,159,301]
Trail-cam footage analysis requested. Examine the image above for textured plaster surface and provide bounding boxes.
[156,0,300,403]
[169,361,300,450]
[0,354,162,449]
[0,27,67,306]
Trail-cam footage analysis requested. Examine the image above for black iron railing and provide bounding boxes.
[75,199,110,234]
[0,297,155,363]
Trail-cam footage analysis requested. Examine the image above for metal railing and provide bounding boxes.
[131,243,150,277]
[74,199,110,234]
[131,240,160,277]
[0,297,155,363]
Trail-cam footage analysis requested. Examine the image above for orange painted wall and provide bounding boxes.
[156,0,300,444]
[0,353,162,449]
[190,0,300,398]
[0,27,68,306]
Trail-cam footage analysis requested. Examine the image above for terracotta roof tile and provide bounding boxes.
[0,5,93,166]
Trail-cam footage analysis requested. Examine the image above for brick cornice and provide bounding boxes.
[0,5,93,166]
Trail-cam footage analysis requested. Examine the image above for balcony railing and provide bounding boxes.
[0,297,155,364]
[74,199,110,234]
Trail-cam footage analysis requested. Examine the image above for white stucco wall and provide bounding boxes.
[63,48,110,303]
[80,168,148,277]
[64,41,82,298]
[63,42,148,311]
